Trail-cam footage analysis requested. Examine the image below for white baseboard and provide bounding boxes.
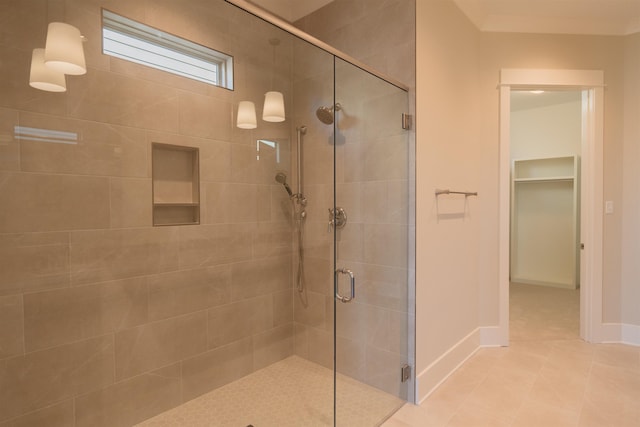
[416,328,480,404]
[479,326,506,347]
[600,323,640,347]
[622,323,640,346]
[598,322,622,342]
[599,323,640,346]
[415,323,640,406]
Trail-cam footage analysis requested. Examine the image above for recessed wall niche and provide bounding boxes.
[152,143,200,226]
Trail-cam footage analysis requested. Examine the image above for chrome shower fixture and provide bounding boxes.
[275,172,293,197]
[316,103,342,125]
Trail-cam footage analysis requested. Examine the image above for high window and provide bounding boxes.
[102,9,233,89]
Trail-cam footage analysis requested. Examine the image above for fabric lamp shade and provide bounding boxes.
[44,22,86,75]
[29,48,66,92]
[262,91,285,122]
[237,101,257,129]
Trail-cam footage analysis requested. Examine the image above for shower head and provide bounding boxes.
[315,103,342,125]
[275,172,293,197]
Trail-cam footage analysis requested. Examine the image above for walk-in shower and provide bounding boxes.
[0,0,414,425]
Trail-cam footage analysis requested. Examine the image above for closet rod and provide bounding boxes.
[435,189,478,197]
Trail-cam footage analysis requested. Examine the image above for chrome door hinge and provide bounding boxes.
[401,364,412,382]
[402,113,412,130]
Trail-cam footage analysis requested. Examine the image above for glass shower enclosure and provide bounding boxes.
[0,0,414,425]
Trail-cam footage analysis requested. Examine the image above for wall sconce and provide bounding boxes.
[44,22,86,75]
[29,22,86,93]
[262,91,285,122]
[237,101,257,129]
[29,48,66,92]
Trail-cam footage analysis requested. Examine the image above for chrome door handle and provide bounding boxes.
[335,268,355,303]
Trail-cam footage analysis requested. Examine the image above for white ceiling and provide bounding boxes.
[250,0,640,36]
[453,0,640,36]
[511,90,582,111]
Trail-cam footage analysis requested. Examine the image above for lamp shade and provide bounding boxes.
[237,101,257,129]
[29,48,66,92]
[44,22,86,75]
[262,91,285,122]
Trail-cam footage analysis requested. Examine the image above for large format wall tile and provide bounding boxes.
[23,278,148,352]
[0,173,110,233]
[230,144,259,184]
[207,296,273,349]
[68,69,179,133]
[230,256,291,301]
[178,91,232,141]
[350,262,408,312]
[0,232,69,296]
[109,178,153,228]
[147,266,231,321]
[0,108,19,171]
[364,223,408,268]
[0,400,74,427]
[293,291,328,329]
[75,364,181,427]
[0,1,48,52]
[306,326,333,370]
[181,337,253,402]
[301,256,331,296]
[253,324,294,370]
[365,345,405,398]
[0,295,23,360]
[115,312,207,380]
[0,336,114,422]
[178,224,252,269]
[0,46,66,116]
[69,228,180,285]
[18,113,147,177]
[273,289,293,327]
[203,183,258,223]
[252,221,293,258]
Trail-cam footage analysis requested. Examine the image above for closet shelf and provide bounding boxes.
[514,176,574,183]
[511,155,580,289]
[153,202,200,207]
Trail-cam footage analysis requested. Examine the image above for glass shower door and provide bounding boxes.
[333,57,412,426]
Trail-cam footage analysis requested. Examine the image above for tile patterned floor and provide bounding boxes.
[136,355,404,427]
[383,283,640,427]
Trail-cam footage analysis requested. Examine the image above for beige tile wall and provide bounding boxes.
[0,0,298,424]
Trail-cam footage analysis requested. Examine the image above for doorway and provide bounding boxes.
[497,68,605,346]
[509,90,582,341]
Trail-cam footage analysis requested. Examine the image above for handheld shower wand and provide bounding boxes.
[275,172,293,197]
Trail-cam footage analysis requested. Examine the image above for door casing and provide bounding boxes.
[497,68,605,345]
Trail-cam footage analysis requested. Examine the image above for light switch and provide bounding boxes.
[605,200,614,214]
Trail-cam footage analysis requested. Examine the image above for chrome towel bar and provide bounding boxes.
[435,189,478,197]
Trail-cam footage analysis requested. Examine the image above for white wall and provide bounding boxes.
[476,32,626,326]
[415,3,640,399]
[622,33,640,329]
[415,0,482,401]
[510,94,582,160]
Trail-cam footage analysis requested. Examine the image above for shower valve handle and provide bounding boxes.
[328,207,347,230]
